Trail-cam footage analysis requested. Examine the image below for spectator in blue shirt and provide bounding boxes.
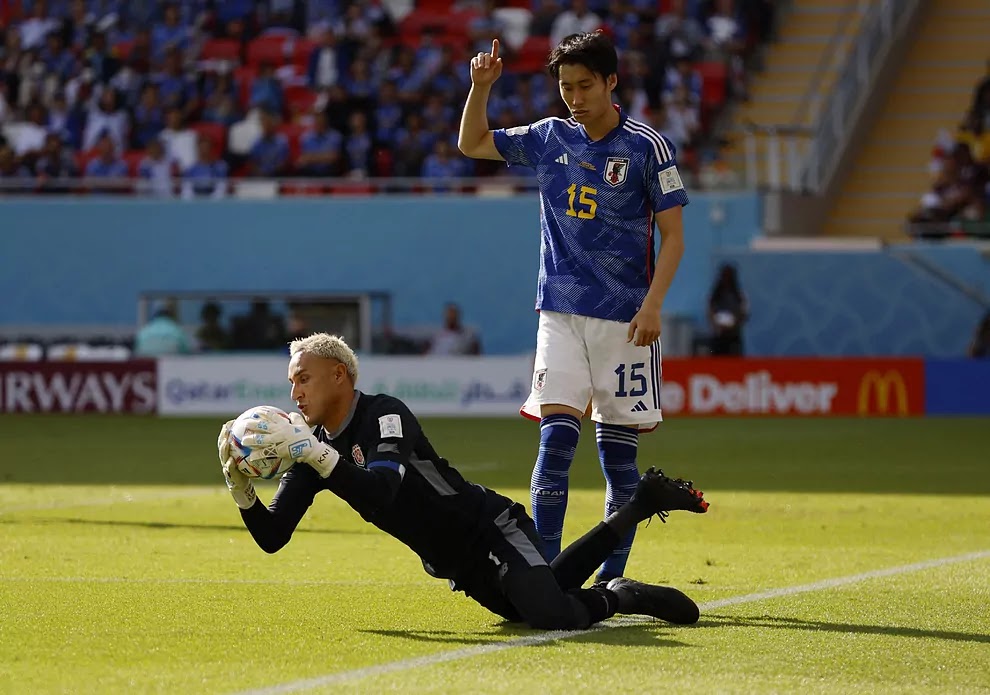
[84,132,128,178]
[137,138,176,198]
[156,46,199,118]
[393,111,436,176]
[182,137,229,198]
[296,111,342,176]
[341,58,376,104]
[373,81,403,146]
[249,61,284,114]
[248,109,290,177]
[421,140,471,192]
[135,302,192,356]
[131,83,165,149]
[343,110,372,176]
[201,69,241,126]
[151,3,189,63]
[62,0,93,52]
[41,30,75,80]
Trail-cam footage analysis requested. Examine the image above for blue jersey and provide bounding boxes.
[493,109,688,323]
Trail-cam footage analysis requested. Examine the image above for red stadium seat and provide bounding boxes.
[417,0,454,11]
[291,39,316,67]
[233,65,257,109]
[123,150,146,176]
[284,85,318,119]
[247,36,289,67]
[373,147,394,177]
[398,10,450,38]
[698,60,728,108]
[278,123,306,167]
[511,36,550,74]
[191,122,228,153]
[76,149,99,173]
[112,40,134,60]
[201,38,242,63]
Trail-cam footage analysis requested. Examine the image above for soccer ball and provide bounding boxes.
[229,405,295,479]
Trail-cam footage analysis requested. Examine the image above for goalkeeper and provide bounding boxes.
[219,333,709,630]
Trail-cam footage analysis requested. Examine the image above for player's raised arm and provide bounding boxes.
[458,39,505,161]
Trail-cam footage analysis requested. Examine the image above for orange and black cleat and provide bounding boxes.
[629,466,710,523]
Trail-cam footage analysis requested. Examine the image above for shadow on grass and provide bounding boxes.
[699,613,990,645]
[362,621,692,649]
[0,516,371,535]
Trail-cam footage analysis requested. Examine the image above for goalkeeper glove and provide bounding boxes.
[237,412,340,478]
[218,419,257,510]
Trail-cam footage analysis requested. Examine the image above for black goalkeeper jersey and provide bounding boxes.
[240,390,514,579]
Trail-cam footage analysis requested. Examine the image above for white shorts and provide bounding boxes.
[520,311,663,431]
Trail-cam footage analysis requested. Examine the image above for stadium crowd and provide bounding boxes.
[0,0,773,194]
[909,59,990,238]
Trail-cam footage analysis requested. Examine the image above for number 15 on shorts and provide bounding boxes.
[614,362,647,397]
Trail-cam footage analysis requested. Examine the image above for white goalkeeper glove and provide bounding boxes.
[218,420,257,510]
[238,412,340,478]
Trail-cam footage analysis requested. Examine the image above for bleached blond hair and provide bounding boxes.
[289,333,359,383]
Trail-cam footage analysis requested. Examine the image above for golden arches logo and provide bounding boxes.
[857,370,909,415]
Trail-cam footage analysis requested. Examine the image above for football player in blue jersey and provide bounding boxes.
[458,32,688,584]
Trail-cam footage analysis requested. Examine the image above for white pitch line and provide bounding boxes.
[233,549,990,695]
[0,576,417,587]
[0,488,222,515]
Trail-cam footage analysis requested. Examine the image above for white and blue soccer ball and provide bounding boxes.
[229,405,294,479]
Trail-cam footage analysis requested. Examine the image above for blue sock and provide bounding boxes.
[530,413,581,560]
[596,423,640,581]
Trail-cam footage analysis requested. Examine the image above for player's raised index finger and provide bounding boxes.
[491,38,499,59]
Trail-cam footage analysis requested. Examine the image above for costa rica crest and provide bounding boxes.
[604,157,629,186]
[351,444,365,467]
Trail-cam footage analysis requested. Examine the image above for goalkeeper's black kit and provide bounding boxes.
[238,390,626,629]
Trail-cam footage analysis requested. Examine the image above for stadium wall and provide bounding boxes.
[713,247,989,357]
[0,194,760,354]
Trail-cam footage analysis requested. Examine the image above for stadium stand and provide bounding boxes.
[825,0,990,239]
[0,0,772,195]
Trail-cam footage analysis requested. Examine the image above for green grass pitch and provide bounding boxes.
[1,415,988,694]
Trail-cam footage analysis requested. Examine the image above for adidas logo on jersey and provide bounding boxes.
[630,400,650,412]
[554,153,569,165]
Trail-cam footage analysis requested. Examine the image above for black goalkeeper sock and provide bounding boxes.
[571,586,619,625]
[550,522,622,590]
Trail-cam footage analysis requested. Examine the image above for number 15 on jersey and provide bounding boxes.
[565,184,598,220]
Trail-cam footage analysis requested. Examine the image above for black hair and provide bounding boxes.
[547,31,618,81]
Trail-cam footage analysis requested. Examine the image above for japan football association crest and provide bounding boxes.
[604,157,629,186]
[534,368,548,392]
[351,444,365,467]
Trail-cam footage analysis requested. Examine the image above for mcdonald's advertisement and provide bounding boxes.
[659,358,926,417]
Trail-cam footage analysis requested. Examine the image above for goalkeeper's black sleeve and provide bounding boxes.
[239,464,319,553]
[325,459,402,518]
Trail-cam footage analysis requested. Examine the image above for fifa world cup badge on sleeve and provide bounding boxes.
[659,167,684,194]
[379,414,403,438]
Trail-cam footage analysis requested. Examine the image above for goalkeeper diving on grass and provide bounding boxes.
[218,333,709,630]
